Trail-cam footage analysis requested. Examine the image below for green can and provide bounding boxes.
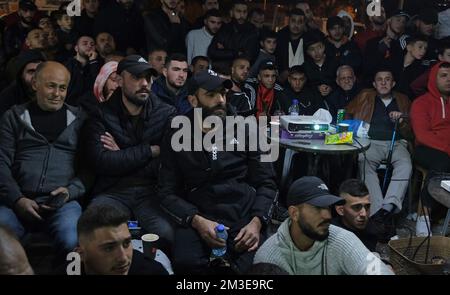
[337,109,345,124]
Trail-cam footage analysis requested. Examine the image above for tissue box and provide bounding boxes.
[441,180,450,193]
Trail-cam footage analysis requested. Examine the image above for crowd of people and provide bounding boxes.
[0,0,449,275]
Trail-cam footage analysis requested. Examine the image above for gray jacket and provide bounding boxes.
[0,103,87,207]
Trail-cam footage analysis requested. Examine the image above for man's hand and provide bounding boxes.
[234,217,262,252]
[389,111,403,123]
[150,145,160,158]
[40,187,69,211]
[191,215,228,248]
[15,197,43,221]
[101,132,120,151]
[88,50,98,61]
[318,84,332,97]
[217,43,224,49]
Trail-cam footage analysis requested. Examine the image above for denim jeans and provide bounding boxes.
[0,200,81,253]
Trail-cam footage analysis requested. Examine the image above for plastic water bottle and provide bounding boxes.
[211,224,228,257]
[289,99,299,116]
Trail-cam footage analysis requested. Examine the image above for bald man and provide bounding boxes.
[0,226,34,275]
[0,61,88,255]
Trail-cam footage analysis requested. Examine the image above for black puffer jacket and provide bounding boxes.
[0,103,87,207]
[158,107,278,229]
[143,8,189,54]
[208,21,259,65]
[83,89,176,195]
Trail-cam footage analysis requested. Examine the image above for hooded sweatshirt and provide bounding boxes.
[253,218,394,275]
[411,62,450,156]
[0,49,46,116]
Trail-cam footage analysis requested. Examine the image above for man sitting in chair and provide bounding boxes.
[411,61,450,236]
[346,67,412,242]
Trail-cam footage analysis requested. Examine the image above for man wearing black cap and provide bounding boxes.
[0,49,46,116]
[158,69,277,274]
[325,16,362,74]
[254,176,393,275]
[83,55,177,253]
[3,0,38,59]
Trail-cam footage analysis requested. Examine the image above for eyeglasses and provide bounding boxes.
[350,204,371,212]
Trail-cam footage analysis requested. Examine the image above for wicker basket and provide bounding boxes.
[388,236,450,275]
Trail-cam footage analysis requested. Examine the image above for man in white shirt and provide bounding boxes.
[186,9,222,64]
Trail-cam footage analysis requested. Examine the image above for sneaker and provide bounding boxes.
[416,215,432,237]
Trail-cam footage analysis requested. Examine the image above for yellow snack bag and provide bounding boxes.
[325,132,353,145]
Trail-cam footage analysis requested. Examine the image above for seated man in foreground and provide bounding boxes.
[73,204,168,275]
[0,61,86,254]
[254,176,394,275]
[158,70,278,274]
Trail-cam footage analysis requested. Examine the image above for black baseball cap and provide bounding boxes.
[117,55,157,77]
[259,60,277,72]
[287,176,345,208]
[417,8,438,25]
[19,0,37,11]
[188,70,233,95]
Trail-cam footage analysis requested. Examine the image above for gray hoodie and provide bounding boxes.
[254,218,394,275]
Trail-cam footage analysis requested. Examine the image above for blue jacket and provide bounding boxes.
[151,76,191,115]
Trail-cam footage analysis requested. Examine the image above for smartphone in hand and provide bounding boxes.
[44,193,67,209]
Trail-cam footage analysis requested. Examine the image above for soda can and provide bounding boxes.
[337,109,345,124]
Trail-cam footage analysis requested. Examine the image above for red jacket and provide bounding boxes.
[411,62,450,156]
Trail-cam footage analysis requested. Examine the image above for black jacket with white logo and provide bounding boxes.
[158,106,277,230]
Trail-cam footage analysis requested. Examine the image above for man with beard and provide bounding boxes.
[83,55,176,253]
[94,0,145,54]
[254,176,393,275]
[226,57,253,115]
[144,0,190,54]
[64,36,101,106]
[325,16,362,74]
[158,69,277,274]
[208,0,259,69]
[332,179,377,252]
[0,49,46,116]
[152,53,190,114]
[3,0,37,59]
[275,9,307,83]
[294,1,320,31]
[192,0,220,29]
[186,9,222,65]
[95,32,116,61]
